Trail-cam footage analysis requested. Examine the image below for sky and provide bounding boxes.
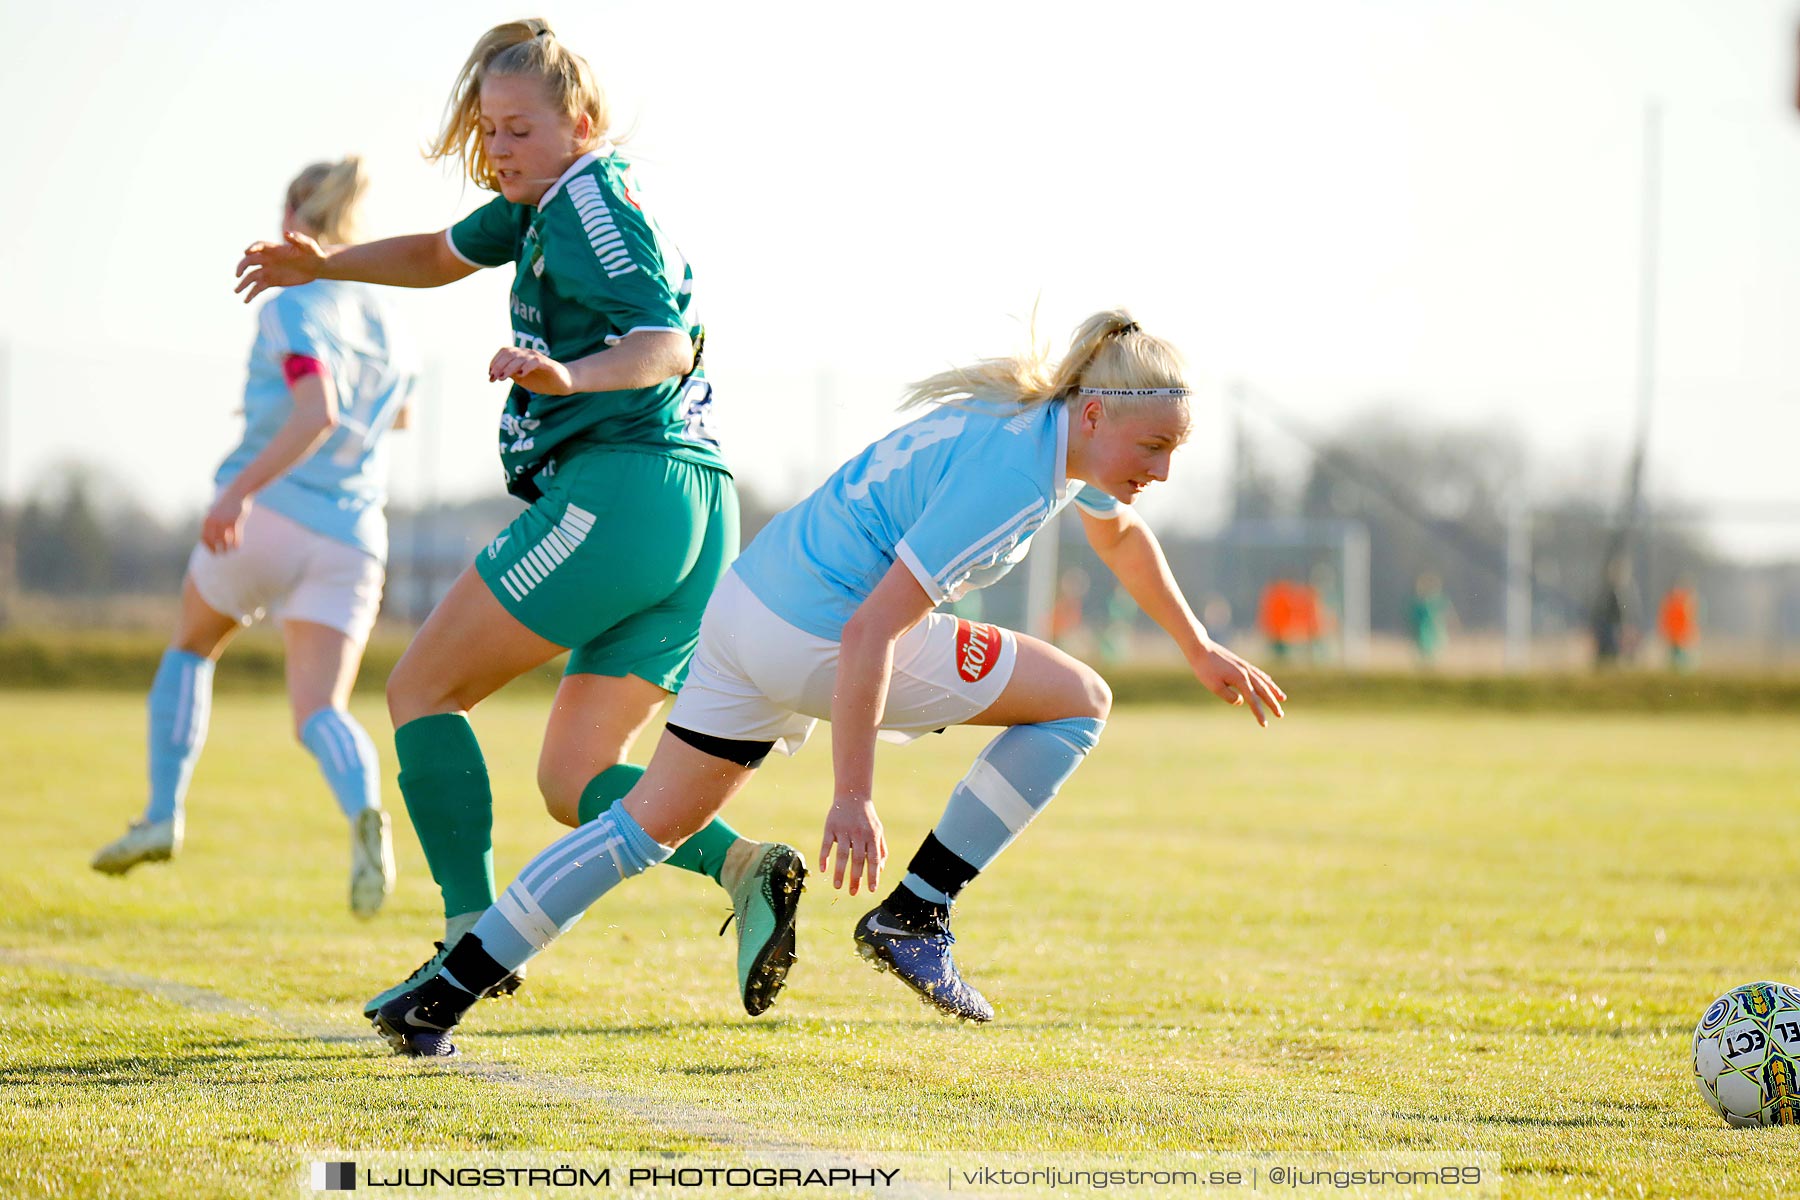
[3,0,1798,557]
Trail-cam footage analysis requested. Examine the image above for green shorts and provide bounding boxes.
[475,448,739,691]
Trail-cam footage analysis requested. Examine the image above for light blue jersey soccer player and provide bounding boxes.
[93,159,415,919]
[371,310,1287,1055]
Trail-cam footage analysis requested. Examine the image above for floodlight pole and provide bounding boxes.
[1339,521,1370,666]
[1594,101,1662,662]
[1504,500,1531,670]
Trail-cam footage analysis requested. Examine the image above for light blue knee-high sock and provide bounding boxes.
[899,716,1105,906]
[465,806,673,973]
[145,649,215,825]
[300,707,380,819]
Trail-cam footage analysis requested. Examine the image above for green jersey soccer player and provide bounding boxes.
[237,18,802,1020]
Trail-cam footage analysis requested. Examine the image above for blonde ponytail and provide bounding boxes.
[902,308,1191,422]
[286,156,368,244]
[427,18,610,190]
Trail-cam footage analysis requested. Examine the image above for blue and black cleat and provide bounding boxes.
[853,904,994,1023]
[370,977,470,1058]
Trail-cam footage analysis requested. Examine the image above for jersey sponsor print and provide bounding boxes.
[955,620,1004,683]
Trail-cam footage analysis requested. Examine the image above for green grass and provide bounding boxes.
[3,691,1798,1197]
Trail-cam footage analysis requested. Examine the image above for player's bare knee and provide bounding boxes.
[1073,667,1112,721]
[385,656,449,724]
[538,764,583,827]
[383,669,414,724]
[542,789,581,828]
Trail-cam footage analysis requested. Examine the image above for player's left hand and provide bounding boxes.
[201,492,251,555]
[1189,641,1286,727]
[489,347,575,395]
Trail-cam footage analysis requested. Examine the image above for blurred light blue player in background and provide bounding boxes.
[373,310,1286,1055]
[93,158,416,919]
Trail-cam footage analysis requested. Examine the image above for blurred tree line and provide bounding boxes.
[4,414,1797,660]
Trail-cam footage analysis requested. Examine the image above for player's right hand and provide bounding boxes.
[819,794,886,896]
[235,231,328,303]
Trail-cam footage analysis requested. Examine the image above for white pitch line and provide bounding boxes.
[1,948,956,1197]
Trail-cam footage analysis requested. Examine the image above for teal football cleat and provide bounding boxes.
[718,841,806,1016]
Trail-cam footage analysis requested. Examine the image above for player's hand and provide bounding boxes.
[1189,640,1286,727]
[489,347,575,395]
[235,231,328,303]
[819,794,886,895]
[201,492,251,554]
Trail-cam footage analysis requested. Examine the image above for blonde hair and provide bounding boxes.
[286,157,368,244]
[901,308,1191,423]
[428,18,609,190]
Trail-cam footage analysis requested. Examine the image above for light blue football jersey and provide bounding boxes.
[733,398,1120,640]
[216,281,417,559]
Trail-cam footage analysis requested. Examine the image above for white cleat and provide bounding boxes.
[91,818,182,876]
[350,807,396,919]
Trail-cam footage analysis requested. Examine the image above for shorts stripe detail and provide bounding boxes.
[960,757,1037,834]
[493,501,599,605]
[562,504,596,537]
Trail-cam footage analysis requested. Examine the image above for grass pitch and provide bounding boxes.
[2,689,1798,1197]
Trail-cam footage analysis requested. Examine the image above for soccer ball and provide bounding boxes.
[1692,981,1800,1127]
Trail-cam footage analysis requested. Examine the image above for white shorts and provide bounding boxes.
[667,568,1018,756]
[187,503,385,643]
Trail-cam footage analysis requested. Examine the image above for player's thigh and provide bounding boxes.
[621,727,761,846]
[967,632,1111,727]
[537,672,670,820]
[282,620,365,735]
[172,574,244,659]
[178,507,306,657]
[387,564,565,725]
[276,540,384,726]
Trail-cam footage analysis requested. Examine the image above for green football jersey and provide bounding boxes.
[447,148,725,499]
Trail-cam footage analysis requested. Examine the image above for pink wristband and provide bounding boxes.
[282,355,325,385]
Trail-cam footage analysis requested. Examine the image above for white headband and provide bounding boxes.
[1077,387,1191,398]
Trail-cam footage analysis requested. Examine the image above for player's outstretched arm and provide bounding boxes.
[822,564,935,894]
[200,370,339,553]
[1079,506,1286,726]
[235,230,477,303]
[487,330,694,396]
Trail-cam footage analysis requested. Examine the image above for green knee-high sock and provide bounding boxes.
[577,763,742,883]
[395,713,496,919]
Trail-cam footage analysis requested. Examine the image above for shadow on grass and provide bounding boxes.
[459,1012,1116,1044]
[1392,1105,1658,1130]
[1,1039,367,1088]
